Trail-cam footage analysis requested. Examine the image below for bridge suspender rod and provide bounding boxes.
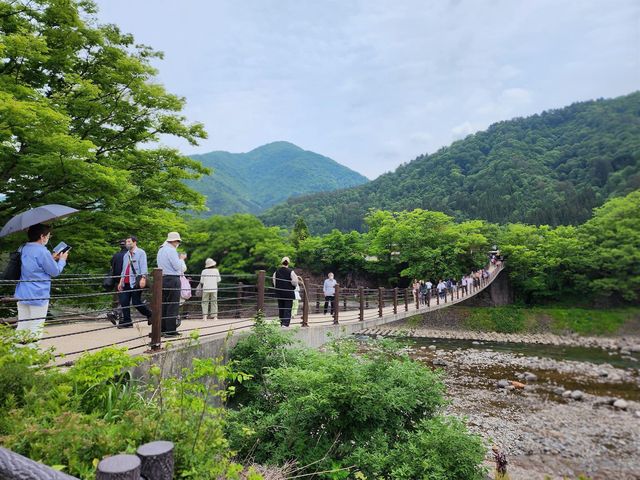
[359,286,364,321]
[378,287,384,318]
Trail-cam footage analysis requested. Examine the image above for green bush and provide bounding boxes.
[0,326,257,479]
[227,321,487,479]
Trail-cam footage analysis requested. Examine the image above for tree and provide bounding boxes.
[0,0,208,270]
[290,216,310,249]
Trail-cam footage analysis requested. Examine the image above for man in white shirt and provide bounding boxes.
[323,273,337,315]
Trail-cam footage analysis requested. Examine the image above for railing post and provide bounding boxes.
[404,288,409,311]
[415,288,419,310]
[256,270,265,314]
[457,285,460,300]
[97,454,141,479]
[333,284,340,324]
[235,282,243,318]
[137,441,174,480]
[393,287,398,314]
[302,278,309,327]
[359,286,364,321]
[436,288,440,305]
[316,287,321,313]
[148,268,163,352]
[378,287,384,317]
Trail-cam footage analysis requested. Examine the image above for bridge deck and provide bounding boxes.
[40,265,503,364]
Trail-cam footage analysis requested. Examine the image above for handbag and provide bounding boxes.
[180,275,192,300]
[195,283,203,297]
[2,245,23,281]
[103,267,116,291]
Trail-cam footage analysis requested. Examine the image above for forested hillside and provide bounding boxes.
[188,141,368,215]
[261,92,640,233]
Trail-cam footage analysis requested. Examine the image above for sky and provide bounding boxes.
[94,0,640,179]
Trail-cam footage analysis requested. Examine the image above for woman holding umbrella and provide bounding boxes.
[14,223,68,341]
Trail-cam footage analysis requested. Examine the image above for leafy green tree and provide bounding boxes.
[0,0,208,270]
[187,214,291,275]
[290,216,310,249]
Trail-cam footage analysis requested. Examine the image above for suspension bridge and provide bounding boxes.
[1,263,505,365]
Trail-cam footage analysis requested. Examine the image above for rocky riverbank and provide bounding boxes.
[401,342,640,480]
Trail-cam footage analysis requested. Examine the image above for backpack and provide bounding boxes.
[2,245,23,281]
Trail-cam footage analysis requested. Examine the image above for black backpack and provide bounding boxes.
[2,245,23,280]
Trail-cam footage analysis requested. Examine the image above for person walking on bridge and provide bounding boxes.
[14,224,68,342]
[157,232,183,337]
[437,279,446,300]
[272,257,298,327]
[323,272,338,316]
[198,258,221,320]
[116,236,152,328]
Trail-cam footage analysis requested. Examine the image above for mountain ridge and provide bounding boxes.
[187,141,369,215]
[260,92,640,233]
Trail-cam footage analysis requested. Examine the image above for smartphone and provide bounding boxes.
[53,241,72,254]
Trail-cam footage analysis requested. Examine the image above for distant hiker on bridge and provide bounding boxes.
[412,279,421,304]
[198,258,221,321]
[421,280,432,306]
[323,272,337,315]
[116,236,152,329]
[157,231,183,337]
[437,279,446,299]
[272,257,298,327]
[14,224,68,342]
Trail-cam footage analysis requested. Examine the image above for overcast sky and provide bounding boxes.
[94,0,639,179]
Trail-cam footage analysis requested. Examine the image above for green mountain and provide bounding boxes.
[188,141,369,215]
[260,92,640,233]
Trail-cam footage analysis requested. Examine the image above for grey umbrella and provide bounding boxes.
[0,204,79,238]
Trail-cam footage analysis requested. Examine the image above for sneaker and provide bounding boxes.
[162,332,181,338]
[117,324,133,329]
[107,311,117,326]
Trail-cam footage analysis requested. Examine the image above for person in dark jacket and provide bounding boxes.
[272,256,298,327]
[106,239,127,325]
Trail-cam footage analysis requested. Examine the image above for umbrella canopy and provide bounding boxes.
[0,204,79,238]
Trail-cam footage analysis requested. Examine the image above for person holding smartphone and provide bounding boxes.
[14,223,68,342]
[116,236,152,328]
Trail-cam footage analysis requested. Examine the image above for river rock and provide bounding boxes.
[562,390,573,398]
[432,358,448,367]
[497,379,510,388]
[524,372,538,382]
[511,381,526,389]
[630,344,640,353]
[428,345,437,351]
[613,399,628,410]
[570,390,584,401]
[554,387,566,395]
[636,410,640,419]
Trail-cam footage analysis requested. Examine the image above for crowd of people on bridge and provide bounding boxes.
[412,268,490,305]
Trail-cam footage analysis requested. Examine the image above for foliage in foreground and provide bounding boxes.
[0,327,257,479]
[227,318,487,479]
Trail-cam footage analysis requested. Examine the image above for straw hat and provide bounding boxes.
[205,258,216,268]
[281,256,290,265]
[166,231,182,242]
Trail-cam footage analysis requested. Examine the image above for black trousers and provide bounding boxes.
[118,284,152,325]
[323,295,335,314]
[277,298,293,327]
[161,275,181,333]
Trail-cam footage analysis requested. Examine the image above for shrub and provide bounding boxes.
[227,324,487,479]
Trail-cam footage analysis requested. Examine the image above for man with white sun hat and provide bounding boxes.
[156,231,183,336]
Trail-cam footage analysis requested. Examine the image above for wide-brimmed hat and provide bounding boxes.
[205,258,216,268]
[166,231,182,242]
[281,256,290,265]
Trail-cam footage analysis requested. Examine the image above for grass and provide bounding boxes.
[462,306,639,336]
